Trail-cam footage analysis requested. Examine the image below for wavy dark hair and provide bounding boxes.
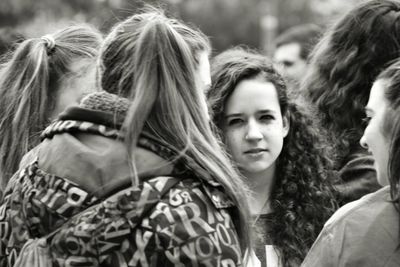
[208,47,338,266]
[302,0,400,166]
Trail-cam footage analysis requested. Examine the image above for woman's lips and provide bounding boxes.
[244,148,267,154]
[244,148,267,158]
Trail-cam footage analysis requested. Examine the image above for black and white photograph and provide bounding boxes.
[0,0,398,266]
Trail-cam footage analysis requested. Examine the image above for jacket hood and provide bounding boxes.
[38,120,174,198]
[38,91,175,198]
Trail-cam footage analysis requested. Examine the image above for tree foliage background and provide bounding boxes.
[0,0,361,55]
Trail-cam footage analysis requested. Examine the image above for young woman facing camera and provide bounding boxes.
[208,48,337,266]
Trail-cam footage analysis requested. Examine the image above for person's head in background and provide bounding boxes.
[302,0,400,166]
[98,9,251,253]
[0,27,25,60]
[273,23,321,91]
[99,12,211,99]
[0,24,102,188]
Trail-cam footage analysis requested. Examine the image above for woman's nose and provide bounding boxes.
[245,121,263,141]
[359,134,368,149]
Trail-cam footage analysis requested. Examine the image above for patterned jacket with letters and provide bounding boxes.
[0,92,243,267]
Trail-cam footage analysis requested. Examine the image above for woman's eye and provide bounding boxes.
[227,118,243,126]
[260,114,274,121]
[362,116,371,125]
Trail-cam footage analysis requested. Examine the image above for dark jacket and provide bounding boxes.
[336,145,381,205]
[302,186,400,267]
[0,92,243,266]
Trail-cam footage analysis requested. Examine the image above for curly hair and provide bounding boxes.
[208,47,338,266]
[302,0,400,166]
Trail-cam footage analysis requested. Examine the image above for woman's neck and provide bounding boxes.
[242,163,276,216]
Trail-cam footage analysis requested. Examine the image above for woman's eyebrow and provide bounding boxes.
[224,113,242,119]
[257,109,275,113]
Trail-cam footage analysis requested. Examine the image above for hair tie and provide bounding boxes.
[41,35,56,54]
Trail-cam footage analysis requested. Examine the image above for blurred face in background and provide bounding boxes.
[274,42,307,90]
[360,79,390,186]
[223,77,289,177]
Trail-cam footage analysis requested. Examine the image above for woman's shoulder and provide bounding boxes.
[0,160,97,265]
[303,187,400,267]
[324,186,397,236]
[146,175,237,226]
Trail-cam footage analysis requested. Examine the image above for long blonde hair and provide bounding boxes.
[0,24,102,188]
[99,10,251,250]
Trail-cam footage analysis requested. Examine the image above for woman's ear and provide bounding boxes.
[282,114,290,138]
